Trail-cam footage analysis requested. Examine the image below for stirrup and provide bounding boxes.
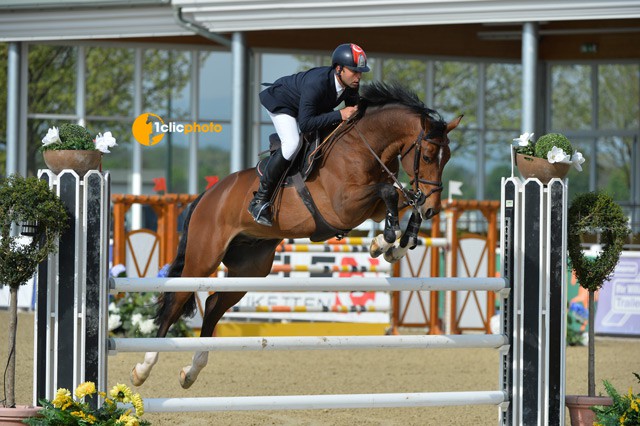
[249,201,273,226]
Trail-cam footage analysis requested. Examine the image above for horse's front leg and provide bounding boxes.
[383,210,422,263]
[370,183,401,258]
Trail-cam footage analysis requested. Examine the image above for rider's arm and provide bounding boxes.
[297,83,342,134]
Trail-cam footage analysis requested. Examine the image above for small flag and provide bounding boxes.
[205,175,219,190]
[449,180,463,197]
[152,177,166,193]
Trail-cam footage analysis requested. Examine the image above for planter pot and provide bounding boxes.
[565,395,613,426]
[43,149,102,176]
[0,405,41,423]
[515,153,571,184]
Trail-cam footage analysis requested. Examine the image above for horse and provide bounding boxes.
[130,82,463,389]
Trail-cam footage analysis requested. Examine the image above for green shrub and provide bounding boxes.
[534,133,573,158]
[41,123,95,151]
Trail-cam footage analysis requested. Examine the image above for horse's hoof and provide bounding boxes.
[130,366,147,387]
[180,367,196,389]
[384,248,401,264]
[369,242,383,258]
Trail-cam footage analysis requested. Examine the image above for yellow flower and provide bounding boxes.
[117,413,140,426]
[131,392,144,416]
[631,397,639,412]
[70,410,96,424]
[110,383,133,403]
[51,388,72,409]
[75,381,96,399]
[98,391,107,398]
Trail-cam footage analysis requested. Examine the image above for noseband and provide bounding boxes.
[353,113,449,209]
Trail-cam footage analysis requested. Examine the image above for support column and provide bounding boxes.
[231,32,247,172]
[6,42,20,176]
[521,22,539,134]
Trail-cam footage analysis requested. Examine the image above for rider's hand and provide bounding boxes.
[340,106,358,120]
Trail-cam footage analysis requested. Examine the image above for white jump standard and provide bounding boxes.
[35,171,567,425]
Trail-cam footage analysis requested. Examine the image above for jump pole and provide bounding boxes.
[35,172,566,425]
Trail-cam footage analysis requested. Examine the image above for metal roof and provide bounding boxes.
[1,0,639,42]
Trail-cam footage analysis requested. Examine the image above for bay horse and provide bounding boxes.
[131,82,462,388]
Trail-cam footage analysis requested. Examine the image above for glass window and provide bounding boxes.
[598,64,639,130]
[28,45,77,115]
[382,58,426,99]
[443,129,478,200]
[566,137,592,202]
[199,51,232,121]
[85,47,134,117]
[484,130,515,201]
[85,119,132,189]
[550,64,592,131]
[143,49,191,120]
[434,61,478,128]
[198,124,231,191]
[485,63,521,130]
[596,136,633,202]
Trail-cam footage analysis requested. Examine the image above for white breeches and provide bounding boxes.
[268,111,301,160]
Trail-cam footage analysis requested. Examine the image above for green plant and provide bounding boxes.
[109,265,192,338]
[40,123,117,153]
[567,192,630,396]
[534,133,573,158]
[512,132,585,170]
[24,381,150,425]
[592,373,640,426]
[0,174,68,408]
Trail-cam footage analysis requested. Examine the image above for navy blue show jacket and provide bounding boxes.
[259,66,359,134]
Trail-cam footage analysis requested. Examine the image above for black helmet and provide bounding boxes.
[331,43,370,73]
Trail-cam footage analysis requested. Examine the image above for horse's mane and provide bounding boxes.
[357,81,443,123]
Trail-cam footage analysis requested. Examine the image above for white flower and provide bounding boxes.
[108,314,122,331]
[138,319,157,335]
[42,127,61,146]
[513,132,534,147]
[94,131,117,153]
[108,302,118,313]
[130,313,143,327]
[547,146,571,164]
[571,151,585,172]
[110,264,126,278]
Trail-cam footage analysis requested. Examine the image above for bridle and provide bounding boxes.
[354,112,449,209]
[401,115,450,206]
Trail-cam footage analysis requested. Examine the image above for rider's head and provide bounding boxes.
[331,43,370,73]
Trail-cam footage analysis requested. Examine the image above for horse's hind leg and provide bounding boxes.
[179,238,281,389]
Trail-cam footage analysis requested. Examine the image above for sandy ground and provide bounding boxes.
[2,311,640,425]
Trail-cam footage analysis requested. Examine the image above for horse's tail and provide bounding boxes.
[154,192,206,323]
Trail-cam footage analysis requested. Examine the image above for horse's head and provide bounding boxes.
[400,112,463,220]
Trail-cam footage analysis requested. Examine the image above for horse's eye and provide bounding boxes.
[422,154,434,164]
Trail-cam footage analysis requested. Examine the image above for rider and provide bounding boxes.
[248,43,371,226]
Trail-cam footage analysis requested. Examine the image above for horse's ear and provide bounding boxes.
[446,115,464,133]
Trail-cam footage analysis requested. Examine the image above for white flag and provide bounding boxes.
[449,180,463,197]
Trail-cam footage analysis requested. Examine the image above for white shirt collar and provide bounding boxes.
[334,73,345,98]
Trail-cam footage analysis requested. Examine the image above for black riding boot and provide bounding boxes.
[248,149,291,226]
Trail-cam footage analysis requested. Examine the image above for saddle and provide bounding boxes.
[255,132,351,242]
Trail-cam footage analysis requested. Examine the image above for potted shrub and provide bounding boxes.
[592,372,640,425]
[565,192,630,425]
[512,132,585,184]
[0,175,68,420]
[40,123,117,176]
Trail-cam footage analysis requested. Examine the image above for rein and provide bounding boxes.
[354,115,447,209]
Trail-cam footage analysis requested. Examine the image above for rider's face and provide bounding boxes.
[338,67,362,89]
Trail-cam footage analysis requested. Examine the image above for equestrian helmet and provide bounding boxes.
[331,43,370,73]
